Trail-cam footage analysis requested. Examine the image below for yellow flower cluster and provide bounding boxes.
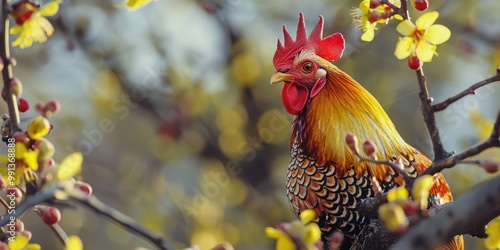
[378,175,435,232]
[350,0,402,42]
[265,209,322,250]
[351,0,451,68]
[10,0,62,49]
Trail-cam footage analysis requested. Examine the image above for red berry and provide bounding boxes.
[41,206,61,225]
[413,0,429,11]
[18,98,29,112]
[75,181,93,196]
[370,0,381,8]
[408,56,422,70]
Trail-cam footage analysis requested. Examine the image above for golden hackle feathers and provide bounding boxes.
[294,56,412,181]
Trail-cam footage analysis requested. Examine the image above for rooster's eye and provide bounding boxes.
[301,62,313,73]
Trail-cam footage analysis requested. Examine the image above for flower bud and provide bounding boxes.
[412,175,434,209]
[40,206,61,225]
[27,116,50,139]
[367,10,379,23]
[75,181,93,196]
[211,243,234,250]
[362,140,376,156]
[408,55,422,70]
[345,133,359,154]
[412,0,429,11]
[369,0,381,8]
[34,138,55,163]
[15,219,24,232]
[387,187,409,203]
[300,209,316,224]
[18,98,29,113]
[9,78,23,97]
[485,217,500,250]
[329,231,344,250]
[379,203,408,232]
[394,157,405,170]
[45,100,61,116]
[482,158,499,173]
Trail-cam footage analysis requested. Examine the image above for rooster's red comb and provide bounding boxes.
[273,13,345,70]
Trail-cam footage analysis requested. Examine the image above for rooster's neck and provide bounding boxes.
[292,66,412,177]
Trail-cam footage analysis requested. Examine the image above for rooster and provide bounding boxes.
[270,13,463,250]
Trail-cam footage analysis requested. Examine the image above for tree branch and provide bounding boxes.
[389,174,500,250]
[432,69,500,112]
[416,68,451,160]
[420,110,500,176]
[65,188,176,250]
[0,0,20,134]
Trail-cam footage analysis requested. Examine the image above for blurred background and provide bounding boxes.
[0,0,499,249]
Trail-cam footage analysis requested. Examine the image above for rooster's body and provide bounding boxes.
[270,14,463,250]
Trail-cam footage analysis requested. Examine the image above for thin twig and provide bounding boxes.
[66,189,176,250]
[33,206,69,246]
[0,185,59,226]
[432,69,500,112]
[421,110,500,176]
[0,0,20,134]
[415,68,451,160]
[354,152,413,185]
[381,0,408,19]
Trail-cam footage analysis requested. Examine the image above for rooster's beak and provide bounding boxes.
[270,72,294,84]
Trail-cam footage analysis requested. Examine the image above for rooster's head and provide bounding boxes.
[270,13,345,115]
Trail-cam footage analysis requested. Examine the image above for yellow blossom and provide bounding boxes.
[10,0,62,49]
[387,187,409,204]
[0,142,39,185]
[351,0,402,42]
[9,233,41,250]
[378,202,408,232]
[412,175,434,209]
[27,116,51,140]
[265,209,322,250]
[116,0,157,11]
[394,11,450,62]
[486,217,500,249]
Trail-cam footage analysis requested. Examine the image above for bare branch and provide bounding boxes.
[421,110,500,176]
[354,152,413,185]
[415,68,451,160]
[0,0,20,134]
[65,188,176,250]
[390,174,500,250]
[432,70,500,112]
